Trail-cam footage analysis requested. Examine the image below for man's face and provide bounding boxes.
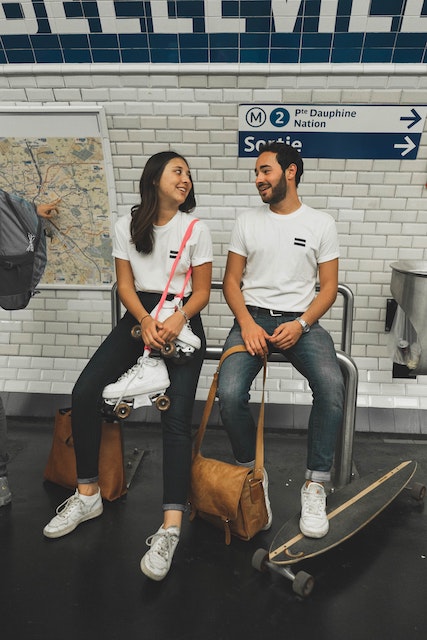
[255,151,287,205]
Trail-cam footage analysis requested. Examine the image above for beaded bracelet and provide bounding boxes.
[139,314,150,324]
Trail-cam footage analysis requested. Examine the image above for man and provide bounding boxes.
[0,195,60,507]
[217,142,344,538]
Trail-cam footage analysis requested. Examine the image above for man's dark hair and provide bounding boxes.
[258,142,304,186]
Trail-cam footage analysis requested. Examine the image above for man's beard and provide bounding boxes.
[259,174,287,204]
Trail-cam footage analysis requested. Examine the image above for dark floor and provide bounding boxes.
[1,418,427,640]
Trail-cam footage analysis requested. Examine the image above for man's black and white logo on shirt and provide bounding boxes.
[294,237,306,247]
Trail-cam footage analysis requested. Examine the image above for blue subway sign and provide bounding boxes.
[238,105,427,159]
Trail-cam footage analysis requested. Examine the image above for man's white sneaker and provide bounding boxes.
[140,526,180,581]
[299,482,329,538]
[102,355,170,400]
[43,489,103,538]
[261,468,273,530]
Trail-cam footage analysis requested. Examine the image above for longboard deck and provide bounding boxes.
[270,460,417,566]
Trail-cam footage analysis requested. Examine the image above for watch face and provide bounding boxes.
[298,318,310,332]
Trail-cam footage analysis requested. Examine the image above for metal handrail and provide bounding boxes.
[111,280,354,357]
[110,279,358,487]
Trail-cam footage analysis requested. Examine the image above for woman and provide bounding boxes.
[43,151,213,581]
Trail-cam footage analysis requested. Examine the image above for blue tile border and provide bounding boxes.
[0,2,427,65]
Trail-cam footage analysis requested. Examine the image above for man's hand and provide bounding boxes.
[269,320,302,350]
[36,198,61,218]
[240,318,271,357]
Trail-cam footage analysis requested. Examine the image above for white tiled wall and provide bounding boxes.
[1,66,427,417]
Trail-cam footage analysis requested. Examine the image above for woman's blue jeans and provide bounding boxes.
[217,309,345,482]
[72,292,205,511]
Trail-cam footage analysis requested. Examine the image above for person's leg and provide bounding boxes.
[217,320,264,463]
[285,322,345,481]
[140,313,205,580]
[0,395,11,506]
[284,321,345,538]
[217,315,272,528]
[0,394,8,476]
[44,309,145,538]
[72,310,143,484]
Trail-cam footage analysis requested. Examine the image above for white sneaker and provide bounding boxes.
[140,525,180,581]
[102,354,170,401]
[261,468,273,530]
[299,482,329,538]
[43,489,103,538]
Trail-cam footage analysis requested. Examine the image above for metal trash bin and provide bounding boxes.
[390,261,427,374]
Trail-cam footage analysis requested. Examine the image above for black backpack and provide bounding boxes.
[0,189,47,310]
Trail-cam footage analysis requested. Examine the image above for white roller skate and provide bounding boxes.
[102,350,170,419]
[132,298,201,364]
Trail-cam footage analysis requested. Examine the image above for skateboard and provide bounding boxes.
[252,460,425,597]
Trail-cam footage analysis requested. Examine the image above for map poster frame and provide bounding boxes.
[0,106,117,289]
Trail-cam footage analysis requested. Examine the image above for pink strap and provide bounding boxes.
[153,219,198,319]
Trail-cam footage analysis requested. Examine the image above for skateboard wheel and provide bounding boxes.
[131,325,142,340]
[251,548,269,573]
[155,394,171,411]
[409,482,426,501]
[115,402,131,419]
[292,571,315,597]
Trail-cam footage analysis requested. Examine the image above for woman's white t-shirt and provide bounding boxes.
[229,203,339,312]
[113,211,212,297]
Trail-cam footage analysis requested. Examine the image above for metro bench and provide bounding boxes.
[111,281,358,489]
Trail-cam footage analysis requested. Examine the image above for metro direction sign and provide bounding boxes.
[238,105,427,160]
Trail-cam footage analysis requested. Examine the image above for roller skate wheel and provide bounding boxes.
[115,402,131,419]
[155,395,171,411]
[161,342,176,358]
[131,325,142,340]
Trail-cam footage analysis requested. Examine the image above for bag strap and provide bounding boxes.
[153,218,198,319]
[193,344,267,482]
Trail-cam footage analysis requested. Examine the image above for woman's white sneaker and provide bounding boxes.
[140,526,180,581]
[43,489,103,538]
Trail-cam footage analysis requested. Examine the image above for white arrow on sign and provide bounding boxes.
[393,136,416,157]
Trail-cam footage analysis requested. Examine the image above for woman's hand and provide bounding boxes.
[157,311,186,344]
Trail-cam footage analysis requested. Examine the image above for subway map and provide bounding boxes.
[0,136,114,286]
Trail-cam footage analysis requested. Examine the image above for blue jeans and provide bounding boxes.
[217,309,345,482]
[72,292,205,511]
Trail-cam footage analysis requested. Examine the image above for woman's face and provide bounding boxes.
[157,157,192,209]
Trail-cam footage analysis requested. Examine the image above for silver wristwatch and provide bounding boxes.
[296,318,310,333]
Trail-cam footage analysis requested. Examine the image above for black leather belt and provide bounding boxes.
[246,305,302,317]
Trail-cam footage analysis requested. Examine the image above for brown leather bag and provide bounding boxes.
[43,408,127,502]
[189,346,268,544]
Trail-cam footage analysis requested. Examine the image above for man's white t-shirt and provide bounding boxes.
[229,203,339,312]
[113,211,212,296]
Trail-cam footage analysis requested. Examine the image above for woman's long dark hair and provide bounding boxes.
[130,151,196,254]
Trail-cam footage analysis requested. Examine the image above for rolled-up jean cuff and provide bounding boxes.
[163,503,186,513]
[236,459,255,468]
[77,476,99,485]
[305,469,331,483]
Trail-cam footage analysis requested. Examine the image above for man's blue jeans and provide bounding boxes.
[217,309,345,483]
